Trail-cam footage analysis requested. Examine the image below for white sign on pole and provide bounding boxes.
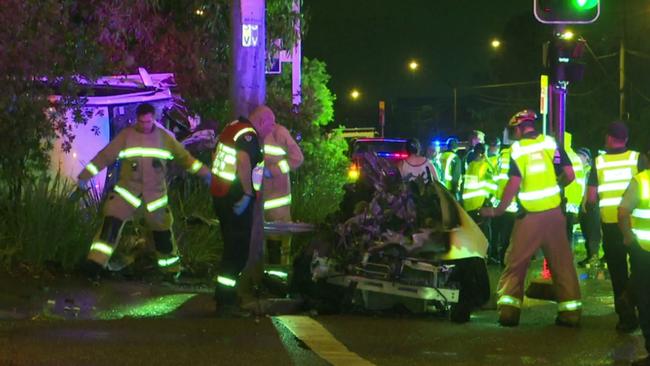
[242,24,259,47]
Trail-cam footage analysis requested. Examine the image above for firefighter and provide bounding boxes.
[211,117,264,316]
[461,143,495,252]
[587,121,647,332]
[480,109,581,327]
[249,105,304,266]
[78,103,211,276]
[563,132,586,244]
[440,137,462,199]
[618,170,650,366]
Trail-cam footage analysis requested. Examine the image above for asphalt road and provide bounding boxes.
[0,266,647,366]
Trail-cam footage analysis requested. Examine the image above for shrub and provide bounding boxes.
[0,176,100,271]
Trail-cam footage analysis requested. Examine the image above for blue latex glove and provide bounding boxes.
[233,195,252,215]
[202,173,212,187]
[263,167,273,178]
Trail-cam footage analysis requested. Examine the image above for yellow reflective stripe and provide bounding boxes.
[217,276,237,287]
[511,138,557,160]
[497,295,521,308]
[189,160,203,174]
[146,195,168,212]
[485,182,498,192]
[220,144,237,155]
[495,174,509,181]
[118,147,173,160]
[217,171,236,181]
[558,300,582,312]
[114,185,142,208]
[158,256,180,267]
[278,159,290,174]
[603,168,633,183]
[639,176,650,200]
[518,185,560,201]
[90,242,113,256]
[265,270,289,279]
[462,190,488,200]
[233,127,256,141]
[598,182,630,193]
[633,228,650,241]
[264,145,287,156]
[85,163,99,176]
[599,197,622,208]
[264,194,292,210]
[632,209,650,219]
[596,152,638,169]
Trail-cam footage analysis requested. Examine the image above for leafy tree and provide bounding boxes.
[0,0,103,199]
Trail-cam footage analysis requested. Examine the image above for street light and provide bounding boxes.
[408,60,419,71]
[491,39,501,49]
[350,89,361,100]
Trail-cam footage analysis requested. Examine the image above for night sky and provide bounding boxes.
[303,0,531,130]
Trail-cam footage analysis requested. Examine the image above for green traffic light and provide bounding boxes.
[573,0,598,10]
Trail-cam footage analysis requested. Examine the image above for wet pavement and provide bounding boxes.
[0,263,647,365]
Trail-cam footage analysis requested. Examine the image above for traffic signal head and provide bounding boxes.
[534,0,600,24]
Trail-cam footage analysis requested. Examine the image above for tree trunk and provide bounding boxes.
[230,0,266,119]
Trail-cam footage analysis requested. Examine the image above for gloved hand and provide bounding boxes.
[233,195,253,215]
[77,179,90,191]
[202,173,212,187]
[263,167,273,178]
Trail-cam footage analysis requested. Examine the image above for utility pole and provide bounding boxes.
[230,0,266,118]
[619,0,627,120]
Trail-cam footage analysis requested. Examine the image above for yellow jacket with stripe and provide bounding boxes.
[78,124,203,203]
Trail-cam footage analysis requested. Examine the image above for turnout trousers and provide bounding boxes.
[497,207,582,318]
[87,191,179,273]
[213,195,255,306]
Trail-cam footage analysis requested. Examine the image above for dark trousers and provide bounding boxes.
[565,213,577,244]
[493,212,516,264]
[630,245,650,353]
[213,195,255,305]
[469,210,493,258]
[602,223,634,316]
[579,206,602,257]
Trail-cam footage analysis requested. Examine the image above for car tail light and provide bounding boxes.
[348,163,360,181]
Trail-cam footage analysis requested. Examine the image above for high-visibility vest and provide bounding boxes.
[492,147,519,213]
[440,151,459,191]
[210,121,261,197]
[630,170,650,251]
[462,158,495,211]
[596,150,639,223]
[510,134,561,213]
[564,149,586,214]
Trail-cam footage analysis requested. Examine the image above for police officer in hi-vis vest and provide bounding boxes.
[619,168,650,366]
[480,109,582,327]
[587,121,647,333]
